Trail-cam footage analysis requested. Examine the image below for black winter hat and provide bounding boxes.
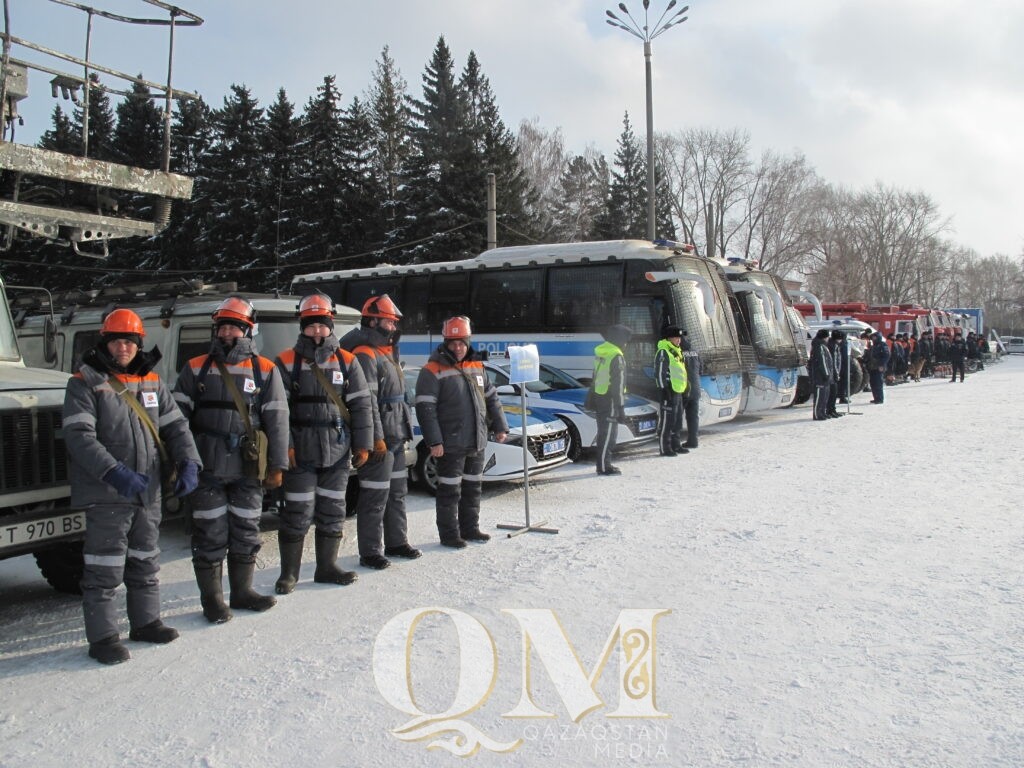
[300,314,334,331]
[662,326,684,339]
[603,324,633,347]
[830,330,845,340]
[814,329,830,340]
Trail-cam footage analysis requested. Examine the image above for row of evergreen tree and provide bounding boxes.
[3,38,667,294]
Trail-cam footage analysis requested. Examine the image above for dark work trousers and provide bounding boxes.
[827,382,838,414]
[683,396,700,448]
[435,450,485,541]
[812,383,830,420]
[190,473,263,563]
[355,446,409,557]
[595,414,619,473]
[950,360,965,382]
[81,501,162,643]
[869,369,885,403]
[280,456,350,539]
[657,392,683,454]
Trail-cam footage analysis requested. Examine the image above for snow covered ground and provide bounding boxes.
[1,356,1022,768]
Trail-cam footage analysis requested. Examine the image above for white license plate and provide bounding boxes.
[637,419,657,433]
[542,438,566,456]
[0,511,86,552]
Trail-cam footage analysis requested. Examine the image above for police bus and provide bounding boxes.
[721,258,806,411]
[292,239,747,425]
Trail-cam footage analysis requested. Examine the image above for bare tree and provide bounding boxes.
[735,149,820,278]
[516,117,567,240]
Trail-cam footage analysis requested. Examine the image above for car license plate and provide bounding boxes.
[542,438,566,456]
[637,419,656,433]
[0,511,86,553]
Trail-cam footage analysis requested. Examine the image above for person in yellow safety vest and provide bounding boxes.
[586,324,633,475]
[654,326,689,456]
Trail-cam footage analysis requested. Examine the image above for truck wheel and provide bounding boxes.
[792,375,812,405]
[34,541,84,595]
[848,363,864,395]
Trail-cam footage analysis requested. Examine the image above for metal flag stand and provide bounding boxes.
[497,345,558,537]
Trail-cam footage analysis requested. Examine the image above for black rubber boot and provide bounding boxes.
[88,634,130,665]
[275,533,305,595]
[441,537,467,549]
[193,560,232,624]
[462,530,491,543]
[313,532,357,586]
[128,620,179,644]
[227,554,277,612]
[384,544,423,559]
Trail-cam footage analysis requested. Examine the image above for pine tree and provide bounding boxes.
[104,78,165,276]
[287,75,348,273]
[399,37,480,263]
[151,95,212,274]
[256,88,300,291]
[460,51,537,248]
[552,152,609,242]
[595,112,647,240]
[337,95,385,269]
[366,47,413,245]
[199,84,269,284]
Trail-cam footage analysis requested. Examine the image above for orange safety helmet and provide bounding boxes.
[442,316,472,340]
[361,294,402,322]
[101,308,145,338]
[212,296,256,328]
[298,292,334,320]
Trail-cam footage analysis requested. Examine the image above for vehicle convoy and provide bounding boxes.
[0,0,204,591]
[293,239,748,426]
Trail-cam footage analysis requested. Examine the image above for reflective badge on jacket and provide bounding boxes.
[475,374,484,386]
[142,391,159,408]
[333,370,344,384]
[243,378,256,393]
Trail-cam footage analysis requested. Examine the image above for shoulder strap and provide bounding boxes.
[107,376,169,465]
[196,354,215,394]
[213,359,256,441]
[309,358,351,426]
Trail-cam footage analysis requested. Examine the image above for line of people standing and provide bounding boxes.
[65,293,509,665]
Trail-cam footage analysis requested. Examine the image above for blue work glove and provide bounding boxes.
[104,463,150,498]
[173,460,200,497]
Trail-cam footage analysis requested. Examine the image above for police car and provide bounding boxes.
[482,360,659,461]
[402,366,572,494]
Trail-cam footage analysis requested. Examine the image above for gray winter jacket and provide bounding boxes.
[338,325,413,449]
[63,346,200,507]
[415,345,508,454]
[274,334,374,467]
[173,337,289,478]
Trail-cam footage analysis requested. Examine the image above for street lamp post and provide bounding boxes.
[606,1,689,240]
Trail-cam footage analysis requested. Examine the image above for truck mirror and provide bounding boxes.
[43,316,58,365]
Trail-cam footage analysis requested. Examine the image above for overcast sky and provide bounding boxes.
[8,0,1023,259]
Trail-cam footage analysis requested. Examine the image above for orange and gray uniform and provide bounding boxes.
[274,334,374,538]
[173,337,288,562]
[63,348,199,643]
[338,325,414,557]
[415,345,508,541]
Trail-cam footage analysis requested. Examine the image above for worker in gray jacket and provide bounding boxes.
[273,292,374,593]
[174,296,289,623]
[64,309,200,665]
[338,295,421,570]
[415,316,508,547]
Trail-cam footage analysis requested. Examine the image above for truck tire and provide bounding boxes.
[792,375,812,405]
[34,541,84,595]
[848,363,864,396]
